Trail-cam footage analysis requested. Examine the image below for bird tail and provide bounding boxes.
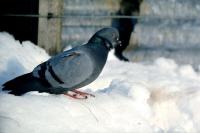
[2,73,51,96]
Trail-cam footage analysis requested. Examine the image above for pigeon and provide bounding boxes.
[2,27,121,99]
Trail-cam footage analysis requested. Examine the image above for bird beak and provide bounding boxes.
[116,38,122,47]
[118,40,122,47]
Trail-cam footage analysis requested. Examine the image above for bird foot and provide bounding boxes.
[64,89,95,99]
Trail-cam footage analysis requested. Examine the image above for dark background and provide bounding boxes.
[0,0,39,44]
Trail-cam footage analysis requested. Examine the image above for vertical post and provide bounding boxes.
[38,0,63,55]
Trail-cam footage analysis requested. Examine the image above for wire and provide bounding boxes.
[1,14,200,20]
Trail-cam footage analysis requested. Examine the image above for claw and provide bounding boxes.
[64,89,95,99]
[64,93,87,99]
[73,89,95,97]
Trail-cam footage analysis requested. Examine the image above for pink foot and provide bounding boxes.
[64,89,95,99]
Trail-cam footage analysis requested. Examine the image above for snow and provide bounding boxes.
[0,32,50,85]
[1,32,200,133]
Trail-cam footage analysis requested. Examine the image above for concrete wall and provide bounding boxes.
[38,0,63,55]
[62,0,120,49]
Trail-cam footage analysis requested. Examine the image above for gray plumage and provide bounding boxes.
[2,27,121,95]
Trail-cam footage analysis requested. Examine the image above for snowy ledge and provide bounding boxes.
[0,32,200,133]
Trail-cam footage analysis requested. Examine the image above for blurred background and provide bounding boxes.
[0,0,200,69]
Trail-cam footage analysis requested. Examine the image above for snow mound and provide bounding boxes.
[1,32,200,133]
[0,32,50,85]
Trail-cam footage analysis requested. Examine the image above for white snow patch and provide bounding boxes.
[1,32,200,133]
[0,32,49,85]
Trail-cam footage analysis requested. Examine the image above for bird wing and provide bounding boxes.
[48,49,94,89]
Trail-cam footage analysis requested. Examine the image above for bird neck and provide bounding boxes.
[88,36,112,51]
[87,36,109,66]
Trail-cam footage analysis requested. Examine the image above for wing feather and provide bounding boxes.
[49,50,94,89]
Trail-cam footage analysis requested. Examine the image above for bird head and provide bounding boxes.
[90,27,121,50]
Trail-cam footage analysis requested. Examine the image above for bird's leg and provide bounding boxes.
[64,93,87,99]
[64,89,95,99]
[72,89,95,97]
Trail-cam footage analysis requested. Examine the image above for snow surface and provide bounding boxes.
[1,32,200,133]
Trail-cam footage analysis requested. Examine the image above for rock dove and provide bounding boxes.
[2,27,121,98]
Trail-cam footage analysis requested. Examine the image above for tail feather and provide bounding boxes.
[2,73,51,96]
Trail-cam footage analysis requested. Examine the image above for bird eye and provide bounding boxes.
[112,33,115,37]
